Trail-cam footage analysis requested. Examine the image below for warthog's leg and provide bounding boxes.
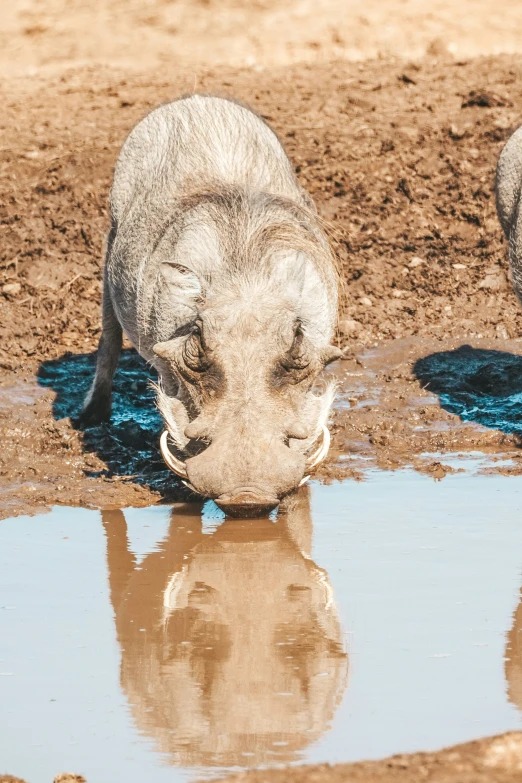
[79,265,122,426]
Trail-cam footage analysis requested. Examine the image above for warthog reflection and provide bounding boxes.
[506,588,522,713]
[103,487,348,767]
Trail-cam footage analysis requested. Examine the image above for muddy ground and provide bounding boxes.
[3,54,522,515]
[219,733,522,783]
[2,733,522,783]
[3,1,522,781]
[0,776,84,783]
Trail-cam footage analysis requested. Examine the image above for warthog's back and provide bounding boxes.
[111,95,305,222]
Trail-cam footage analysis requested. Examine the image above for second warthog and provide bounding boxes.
[81,95,340,515]
[497,124,522,301]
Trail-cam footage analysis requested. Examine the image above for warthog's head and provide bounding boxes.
[152,191,340,516]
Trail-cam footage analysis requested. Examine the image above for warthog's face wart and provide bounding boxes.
[153,262,339,515]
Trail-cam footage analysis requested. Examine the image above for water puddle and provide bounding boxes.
[2,471,522,782]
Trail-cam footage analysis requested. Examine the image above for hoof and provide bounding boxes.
[77,394,112,427]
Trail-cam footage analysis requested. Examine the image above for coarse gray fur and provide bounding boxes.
[496,124,522,301]
[81,94,340,505]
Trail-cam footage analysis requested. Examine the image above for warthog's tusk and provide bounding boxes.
[160,430,189,479]
[306,425,331,470]
[299,425,331,486]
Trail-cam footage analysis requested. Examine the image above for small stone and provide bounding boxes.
[392,289,406,298]
[494,116,511,130]
[2,282,21,298]
[452,263,467,270]
[359,296,373,307]
[339,318,361,335]
[483,733,522,771]
[429,462,447,480]
[409,256,424,268]
[450,124,466,139]
[479,270,507,291]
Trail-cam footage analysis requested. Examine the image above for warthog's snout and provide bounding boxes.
[214,488,279,517]
[160,424,332,517]
[183,434,307,514]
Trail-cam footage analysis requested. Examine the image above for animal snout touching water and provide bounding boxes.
[80,95,340,515]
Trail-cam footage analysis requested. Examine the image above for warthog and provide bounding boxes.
[81,95,340,515]
[497,125,522,299]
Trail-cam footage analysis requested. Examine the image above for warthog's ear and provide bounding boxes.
[160,262,204,313]
[322,345,343,366]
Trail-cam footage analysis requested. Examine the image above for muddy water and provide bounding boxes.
[2,471,522,782]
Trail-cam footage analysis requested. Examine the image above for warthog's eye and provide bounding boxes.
[281,325,311,371]
[274,324,313,386]
[182,324,208,372]
[175,321,224,393]
[281,354,311,371]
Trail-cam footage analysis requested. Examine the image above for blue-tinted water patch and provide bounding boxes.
[38,348,161,434]
[37,349,188,497]
[414,344,522,435]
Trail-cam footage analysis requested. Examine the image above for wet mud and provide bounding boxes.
[327,337,522,481]
[6,334,522,518]
[3,734,522,783]
[218,733,522,783]
[4,53,522,514]
[0,777,85,783]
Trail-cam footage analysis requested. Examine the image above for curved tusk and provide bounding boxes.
[160,430,189,479]
[182,479,201,494]
[305,425,331,471]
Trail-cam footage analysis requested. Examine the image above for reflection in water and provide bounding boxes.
[103,487,348,767]
[506,588,522,712]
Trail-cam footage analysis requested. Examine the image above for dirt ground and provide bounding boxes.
[2,733,522,783]
[3,53,522,515]
[218,732,522,783]
[3,0,522,780]
[0,776,84,783]
[5,0,522,75]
